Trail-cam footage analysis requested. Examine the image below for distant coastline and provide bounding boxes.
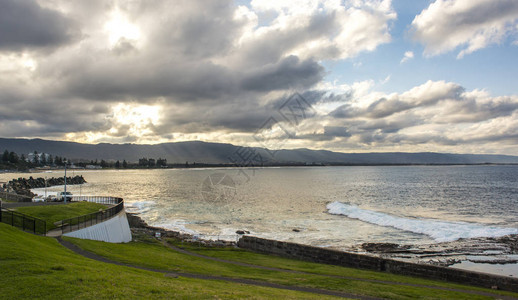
[2,162,518,174]
[2,138,518,168]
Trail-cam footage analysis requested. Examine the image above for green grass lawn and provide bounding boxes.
[14,202,108,231]
[3,221,518,299]
[66,233,518,299]
[0,223,338,299]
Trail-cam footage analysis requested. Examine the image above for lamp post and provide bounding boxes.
[64,160,67,204]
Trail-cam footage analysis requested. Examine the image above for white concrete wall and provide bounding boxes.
[63,210,132,243]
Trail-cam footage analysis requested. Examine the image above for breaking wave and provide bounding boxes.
[327,201,518,242]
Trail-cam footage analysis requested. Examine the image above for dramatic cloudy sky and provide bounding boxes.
[1,0,517,154]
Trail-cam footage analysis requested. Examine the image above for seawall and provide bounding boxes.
[238,236,518,293]
[64,209,132,243]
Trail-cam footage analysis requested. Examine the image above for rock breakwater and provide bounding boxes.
[3,175,87,197]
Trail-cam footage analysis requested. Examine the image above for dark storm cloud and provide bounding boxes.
[0,86,110,137]
[241,56,324,91]
[330,104,359,119]
[0,0,78,51]
[129,0,244,59]
[323,126,351,138]
[60,54,323,103]
[0,0,516,155]
[153,96,284,135]
[63,59,238,101]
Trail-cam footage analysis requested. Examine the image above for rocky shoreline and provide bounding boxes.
[126,213,237,247]
[126,212,518,273]
[2,175,87,197]
[351,235,518,268]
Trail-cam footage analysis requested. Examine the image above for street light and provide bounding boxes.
[64,159,67,204]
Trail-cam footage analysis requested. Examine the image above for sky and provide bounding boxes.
[0,0,517,155]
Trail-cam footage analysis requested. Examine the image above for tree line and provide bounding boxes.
[1,149,200,171]
[1,150,70,170]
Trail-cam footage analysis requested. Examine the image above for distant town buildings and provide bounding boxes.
[27,152,51,164]
[85,165,102,169]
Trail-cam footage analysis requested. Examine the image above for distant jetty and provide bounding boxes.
[2,175,87,197]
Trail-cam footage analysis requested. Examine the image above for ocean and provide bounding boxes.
[3,165,518,276]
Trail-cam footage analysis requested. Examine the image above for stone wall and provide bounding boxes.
[238,236,518,293]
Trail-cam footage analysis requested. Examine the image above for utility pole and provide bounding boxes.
[64,160,67,204]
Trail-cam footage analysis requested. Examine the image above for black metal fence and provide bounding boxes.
[70,196,121,205]
[59,197,124,234]
[0,208,47,235]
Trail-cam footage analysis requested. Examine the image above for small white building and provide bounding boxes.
[27,152,51,164]
[85,165,102,169]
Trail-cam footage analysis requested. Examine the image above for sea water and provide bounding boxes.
[11,165,517,244]
[3,165,518,274]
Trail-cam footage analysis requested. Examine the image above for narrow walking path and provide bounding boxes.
[56,237,379,300]
[162,240,518,300]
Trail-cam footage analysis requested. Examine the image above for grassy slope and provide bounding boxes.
[14,202,108,231]
[0,224,339,299]
[67,234,518,299]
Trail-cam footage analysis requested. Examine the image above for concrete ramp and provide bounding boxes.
[63,210,132,243]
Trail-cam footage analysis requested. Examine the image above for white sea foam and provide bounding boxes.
[153,220,200,236]
[327,201,518,242]
[125,201,155,213]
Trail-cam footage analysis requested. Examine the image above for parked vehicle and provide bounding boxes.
[33,196,45,202]
[56,191,73,202]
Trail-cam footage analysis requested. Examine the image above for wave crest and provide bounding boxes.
[327,201,518,242]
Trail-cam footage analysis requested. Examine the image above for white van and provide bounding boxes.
[56,191,73,201]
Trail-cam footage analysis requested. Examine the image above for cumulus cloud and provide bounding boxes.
[400,51,414,63]
[0,0,397,143]
[0,0,517,155]
[301,80,518,153]
[411,0,518,58]
[240,0,396,62]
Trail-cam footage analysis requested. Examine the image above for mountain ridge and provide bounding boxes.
[1,137,517,165]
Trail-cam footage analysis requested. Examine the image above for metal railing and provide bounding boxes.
[0,208,47,235]
[70,195,121,205]
[58,196,124,234]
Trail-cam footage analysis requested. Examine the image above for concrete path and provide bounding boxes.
[162,240,518,300]
[56,236,379,299]
[46,228,63,237]
[55,236,518,300]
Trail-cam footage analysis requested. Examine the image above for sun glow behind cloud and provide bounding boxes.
[110,103,161,136]
[0,0,517,155]
[103,9,141,47]
[66,103,163,144]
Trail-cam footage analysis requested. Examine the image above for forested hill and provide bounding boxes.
[1,138,518,165]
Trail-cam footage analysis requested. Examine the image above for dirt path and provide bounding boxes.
[56,237,378,299]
